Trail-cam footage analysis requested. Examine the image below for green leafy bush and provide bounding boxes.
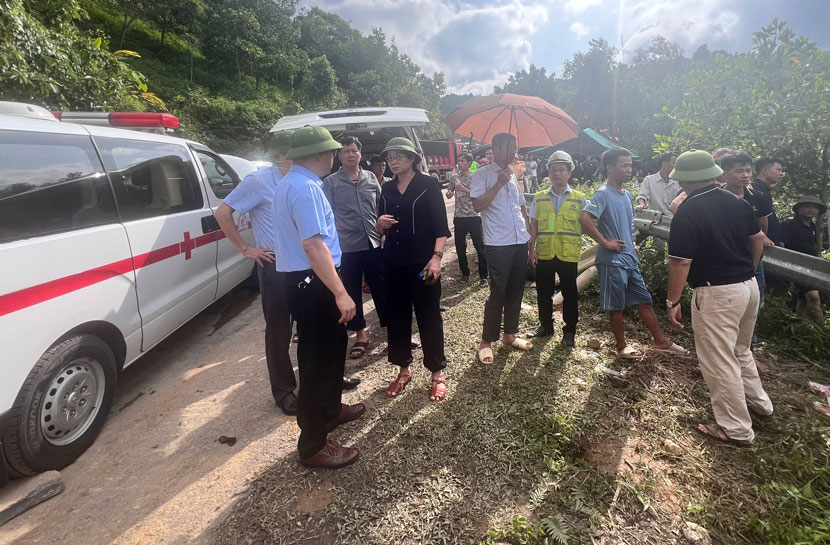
[756,293,830,362]
[173,92,288,157]
[0,0,157,110]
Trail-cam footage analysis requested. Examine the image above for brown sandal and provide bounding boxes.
[386,373,412,397]
[430,378,447,402]
[696,423,753,447]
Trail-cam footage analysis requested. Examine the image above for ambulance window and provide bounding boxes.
[197,152,239,199]
[96,138,203,221]
[0,130,117,243]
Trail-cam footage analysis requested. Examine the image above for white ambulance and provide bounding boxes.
[0,102,257,482]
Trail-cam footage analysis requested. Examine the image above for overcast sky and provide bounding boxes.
[298,0,830,94]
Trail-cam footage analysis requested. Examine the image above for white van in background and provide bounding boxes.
[0,102,257,484]
[270,107,430,174]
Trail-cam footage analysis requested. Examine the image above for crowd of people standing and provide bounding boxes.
[215,125,825,467]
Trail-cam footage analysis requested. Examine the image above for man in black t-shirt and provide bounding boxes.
[718,151,773,372]
[752,157,785,245]
[782,195,826,324]
[666,150,771,447]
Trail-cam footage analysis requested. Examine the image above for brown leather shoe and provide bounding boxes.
[300,439,359,468]
[325,403,366,432]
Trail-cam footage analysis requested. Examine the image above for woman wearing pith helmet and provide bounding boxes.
[376,137,452,402]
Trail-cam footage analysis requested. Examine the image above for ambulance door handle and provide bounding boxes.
[201,214,220,234]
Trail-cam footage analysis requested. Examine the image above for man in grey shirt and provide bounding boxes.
[323,136,388,363]
[635,152,680,255]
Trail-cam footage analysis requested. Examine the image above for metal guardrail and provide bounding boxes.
[634,210,830,293]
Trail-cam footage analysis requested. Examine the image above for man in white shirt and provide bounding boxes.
[528,157,538,192]
[471,133,534,364]
[635,152,680,254]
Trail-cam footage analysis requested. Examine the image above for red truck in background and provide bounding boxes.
[420,137,466,184]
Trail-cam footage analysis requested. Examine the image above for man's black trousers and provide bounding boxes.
[285,270,347,459]
[340,248,388,331]
[453,216,488,280]
[535,257,579,333]
[482,244,528,342]
[386,263,447,372]
[258,265,296,403]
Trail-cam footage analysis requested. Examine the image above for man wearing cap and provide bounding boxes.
[666,150,772,447]
[528,151,585,346]
[215,130,299,416]
[273,125,363,468]
[782,196,826,324]
[323,136,388,362]
[471,132,534,364]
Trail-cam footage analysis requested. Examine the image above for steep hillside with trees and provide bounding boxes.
[0,0,447,155]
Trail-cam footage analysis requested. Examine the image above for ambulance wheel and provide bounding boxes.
[2,335,117,477]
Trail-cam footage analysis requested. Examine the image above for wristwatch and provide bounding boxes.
[666,299,680,308]
[433,251,444,258]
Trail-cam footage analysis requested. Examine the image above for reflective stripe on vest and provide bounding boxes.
[534,189,585,262]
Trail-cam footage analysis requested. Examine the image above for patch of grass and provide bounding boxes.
[211,249,830,545]
[756,292,830,363]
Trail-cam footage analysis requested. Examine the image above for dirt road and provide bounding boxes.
[1,193,459,545]
[0,282,411,544]
[0,287,297,543]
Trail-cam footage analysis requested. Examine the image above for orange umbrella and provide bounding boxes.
[443,93,579,148]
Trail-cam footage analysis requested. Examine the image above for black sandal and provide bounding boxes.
[349,341,369,359]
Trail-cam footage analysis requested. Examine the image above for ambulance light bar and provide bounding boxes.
[52,111,180,133]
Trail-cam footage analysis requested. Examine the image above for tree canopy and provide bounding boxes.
[2,1,828,217]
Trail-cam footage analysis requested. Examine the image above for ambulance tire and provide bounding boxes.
[2,335,117,477]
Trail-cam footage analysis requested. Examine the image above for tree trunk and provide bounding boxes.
[119,14,129,49]
[236,50,241,84]
[161,26,166,45]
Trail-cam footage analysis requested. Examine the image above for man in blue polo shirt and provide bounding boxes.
[273,125,362,469]
[215,130,299,415]
[579,147,687,359]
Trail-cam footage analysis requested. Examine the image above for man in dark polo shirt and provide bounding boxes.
[752,157,785,245]
[782,195,826,324]
[718,150,774,372]
[666,150,772,447]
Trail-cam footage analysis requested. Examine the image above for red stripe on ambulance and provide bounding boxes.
[0,227,239,318]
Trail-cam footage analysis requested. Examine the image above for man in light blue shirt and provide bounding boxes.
[273,125,362,469]
[579,147,686,359]
[471,132,533,364]
[215,131,299,415]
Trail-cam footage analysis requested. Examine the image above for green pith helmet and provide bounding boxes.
[381,137,421,166]
[669,150,723,182]
[269,129,295,157]
[285,125,342,159]
[793,195,827,215]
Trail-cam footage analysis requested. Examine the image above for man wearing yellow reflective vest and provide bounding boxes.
[528,151,586,346]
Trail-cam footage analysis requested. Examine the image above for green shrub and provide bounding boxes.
[756,293,830,362]
[172,93,290,157]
